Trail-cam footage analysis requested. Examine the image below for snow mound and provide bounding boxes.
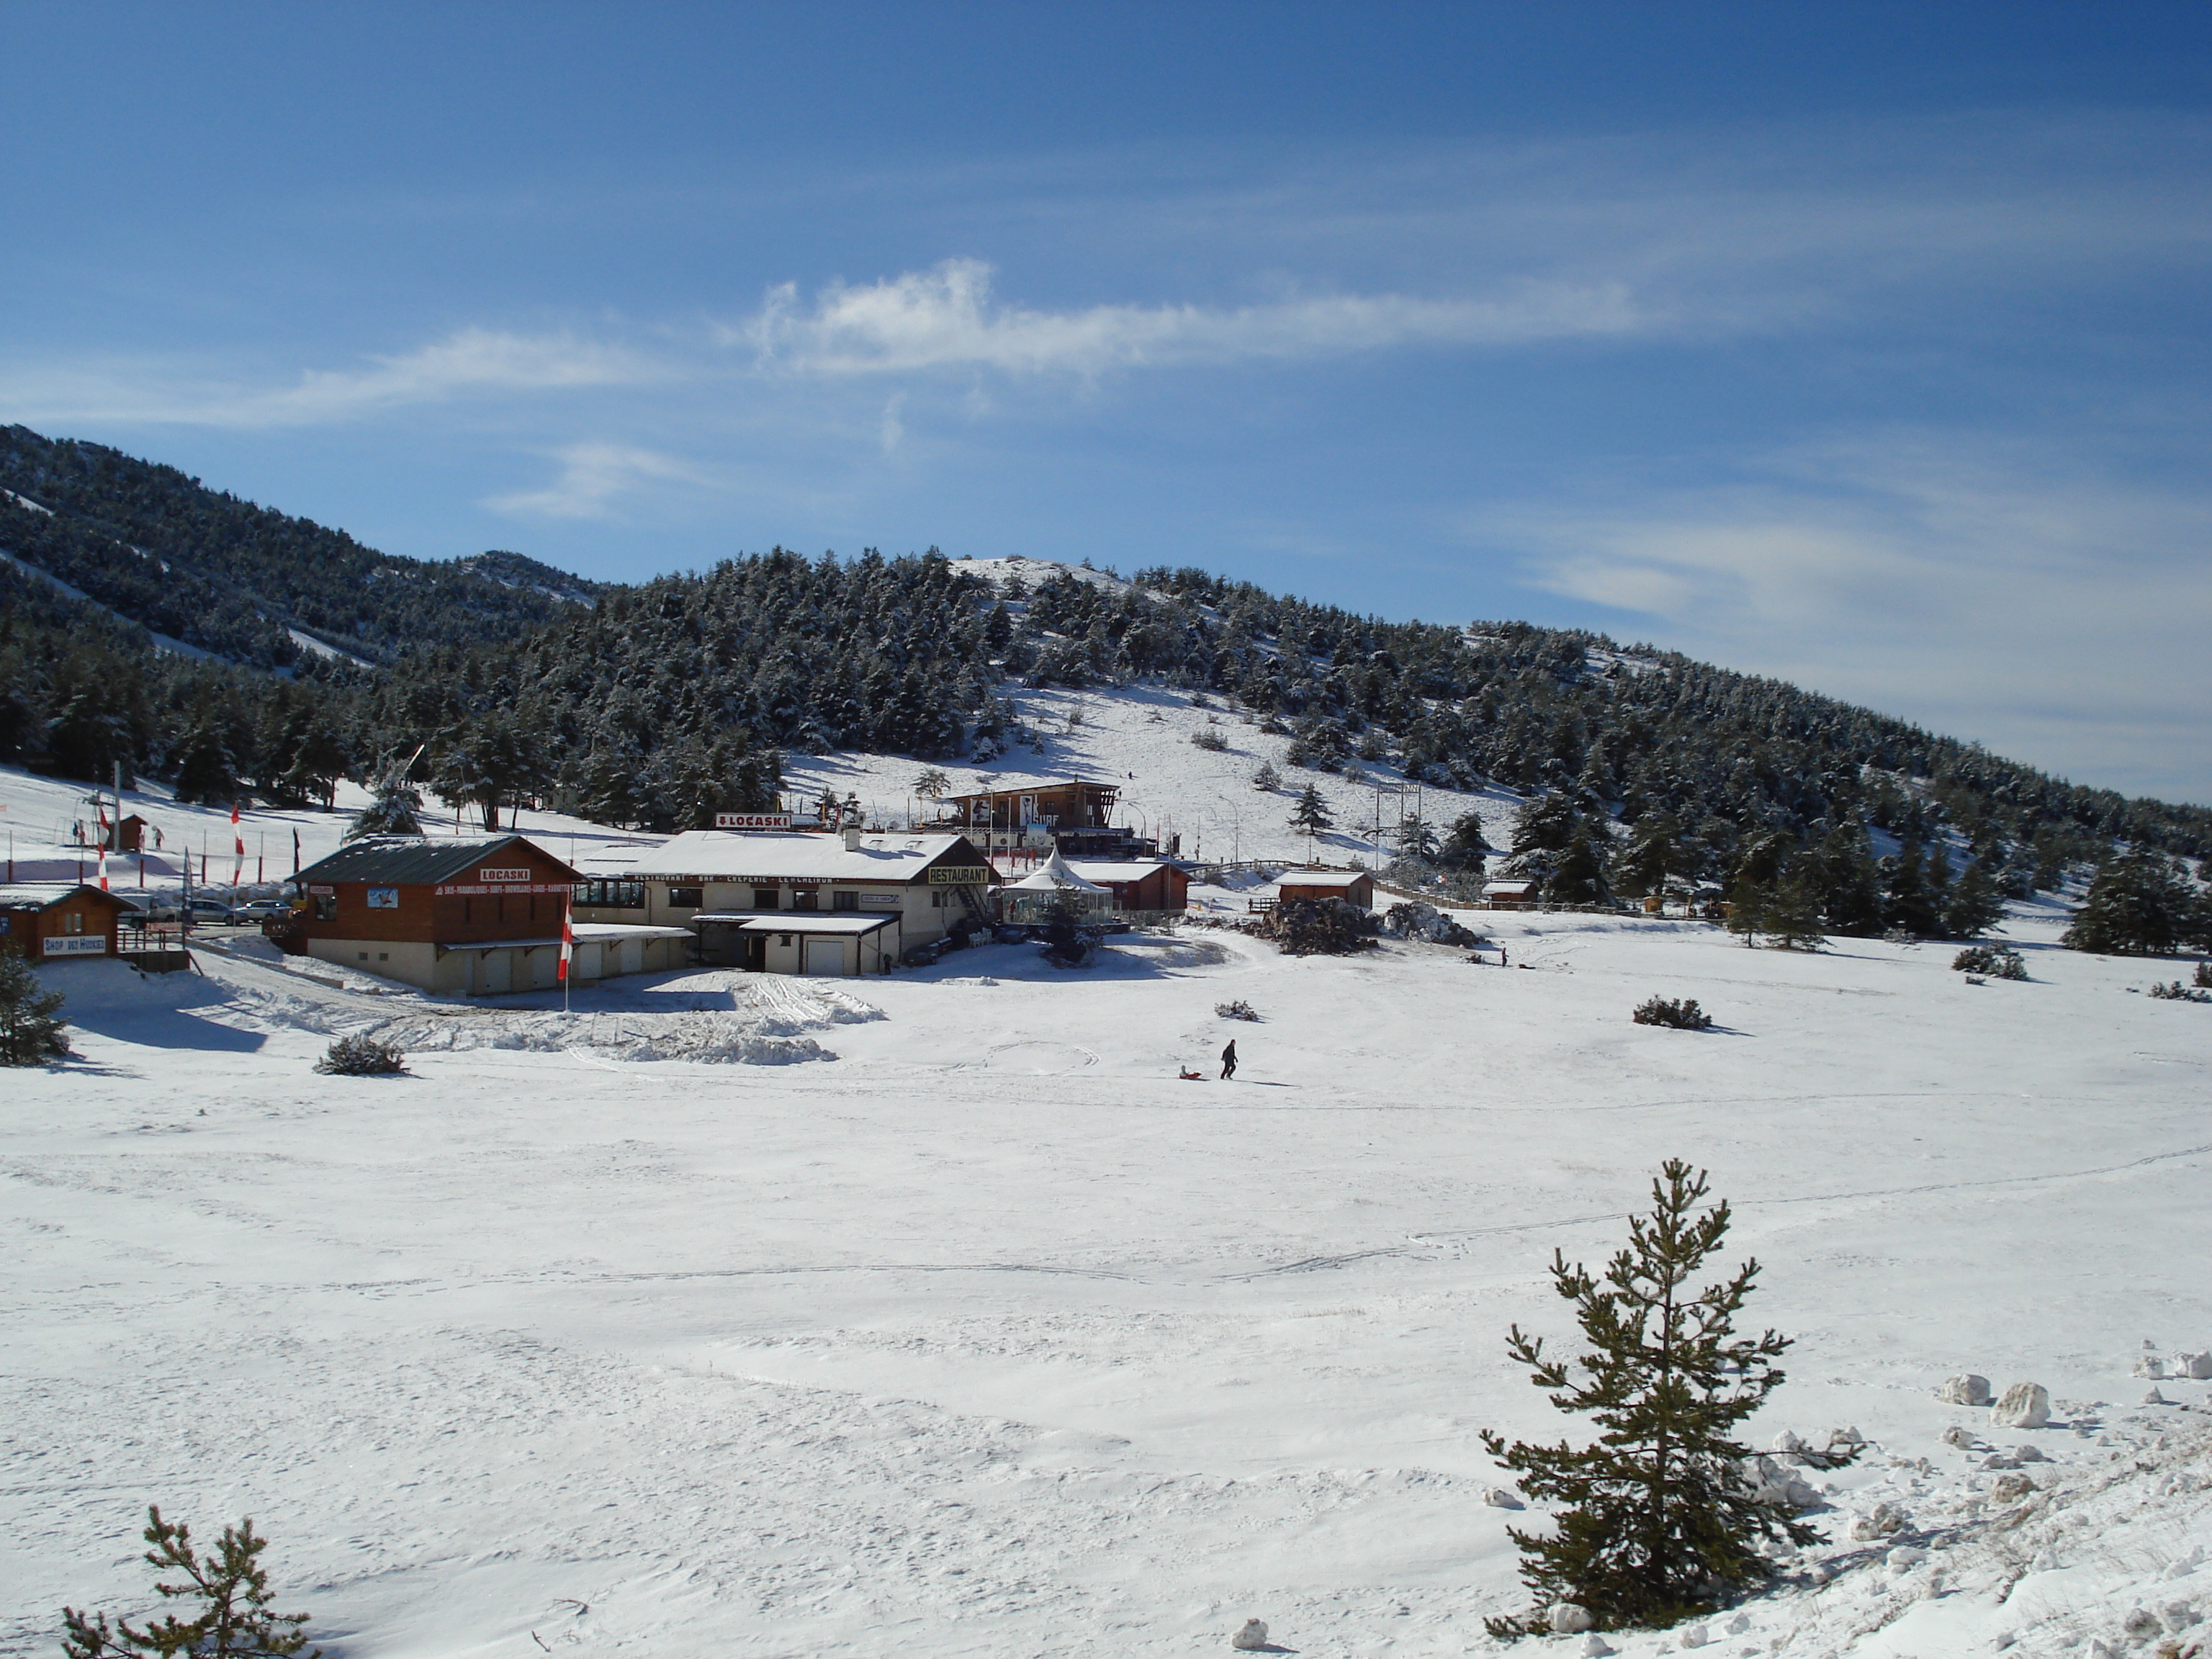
[372,1009,834,1065]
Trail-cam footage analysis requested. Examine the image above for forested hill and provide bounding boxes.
[1,427,2208,917]
[0,424,602,667]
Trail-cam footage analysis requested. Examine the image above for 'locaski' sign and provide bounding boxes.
[715,812,793,830]
[477,868,532,882]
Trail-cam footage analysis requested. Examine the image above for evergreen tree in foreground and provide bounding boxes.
[63,1507,319,1658]
[1481,1161,1845,1635]
[0,944,71,1065]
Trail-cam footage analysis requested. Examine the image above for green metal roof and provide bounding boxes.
[293,835,576,887]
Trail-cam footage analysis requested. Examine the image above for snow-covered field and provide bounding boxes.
[8,887,2212,1658]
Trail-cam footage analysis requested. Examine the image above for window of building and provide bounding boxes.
[832,889,858,912]
[572,881,645,909]
[315,895,338,922]
[667,886,703,909]
[752,887,779,910]
[65,911,84,934]
[791,889,819,911]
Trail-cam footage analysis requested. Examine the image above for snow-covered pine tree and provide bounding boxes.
[1480,1161,1843,1635]
[1941,857,2005,939]
[0,945,71,1065]
[342,770,423,842]
[1288,783,1333,835]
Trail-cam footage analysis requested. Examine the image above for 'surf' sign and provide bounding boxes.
[926,866,992,885]
[477,868,533,882]
[716,812,793,830]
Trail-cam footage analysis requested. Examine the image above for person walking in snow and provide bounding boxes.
[1220,1038,1238,1081]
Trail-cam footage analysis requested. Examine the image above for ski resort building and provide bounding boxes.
[937,780,1161,860]
[1276,869,1375,909]
[1064,858,1191,917]
[284,836,691,994]
[600,827,997,974]
[0,882,143,963]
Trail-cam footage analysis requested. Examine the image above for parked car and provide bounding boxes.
[235,898,295,921]
[174,896,240,926]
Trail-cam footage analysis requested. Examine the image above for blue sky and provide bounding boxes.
[6,3,2211,802]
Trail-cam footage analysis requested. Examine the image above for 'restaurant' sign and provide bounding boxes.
[715,812,793,830]
[926,866,992,885]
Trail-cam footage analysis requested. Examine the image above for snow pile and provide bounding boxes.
[1721,1408,2212,1659]
[374,980,883,1065]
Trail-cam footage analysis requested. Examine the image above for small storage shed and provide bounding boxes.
[998,850,1113,925]
[1066,858,1191,914]
[1277,869,1375,910]
[696,912,902,976]
[0,883,143,963]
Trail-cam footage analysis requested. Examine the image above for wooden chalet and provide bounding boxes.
[1066,858,1191,916]
[287,835,690,994]
[1277,869,1375,910]
[0,883,143,963]
[938,779,1156,858]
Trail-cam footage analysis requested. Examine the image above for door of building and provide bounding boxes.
[803,938,845,976]
[481,950,512,995]
[745,935,766,972]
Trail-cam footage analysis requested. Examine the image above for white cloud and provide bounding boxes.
[483,441,711,519]
[0,328,666,429]
[1494,434,2212,799]
[735,257,1643,376]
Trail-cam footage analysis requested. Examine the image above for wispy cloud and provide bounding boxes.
[734,257,1643,376]
[1,327,666,428]
[482,441,712,519]
[1493,433,2212,798]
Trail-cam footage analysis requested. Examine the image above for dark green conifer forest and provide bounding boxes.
[3,425,2207,937]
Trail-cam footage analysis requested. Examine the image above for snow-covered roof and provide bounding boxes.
[1277,870,1370,889]
[1065,860,1179,882]
[0,882,143,911]
[1005,850,1110,894]
[721,914,901,935]
[625,831,982,883]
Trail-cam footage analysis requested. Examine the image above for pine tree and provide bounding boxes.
[1941,858,2005,939]
[1288,783,1333,836]
[1480,1161,1844,1635]
[62,1506,319,1658]
[0,944,71,1065]
[1547,831,1611,907]
[2062,853,2205,956]
[343,769,424,841]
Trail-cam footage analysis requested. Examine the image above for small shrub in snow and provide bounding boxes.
[2196,960,2212,989]
[1632,996,1713,1032]
[2146,980,2211,1002]
[315,1034,408,1076]
[1215,1000,1261,1021]
[1190,727,1229,752]
[63,1506,320,1659]
[1952,945,2027,980]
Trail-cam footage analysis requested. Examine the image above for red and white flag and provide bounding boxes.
[558,904,575,982]
[230,802,245,884]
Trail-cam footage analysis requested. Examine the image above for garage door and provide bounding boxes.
[803,938,845,976]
